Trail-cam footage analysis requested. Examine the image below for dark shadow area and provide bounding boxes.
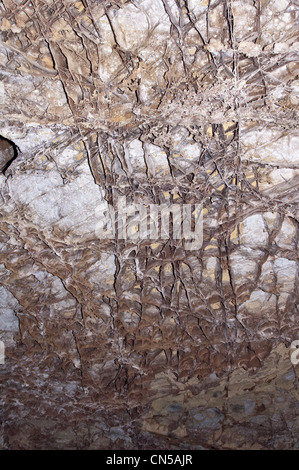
[0,135,19,174]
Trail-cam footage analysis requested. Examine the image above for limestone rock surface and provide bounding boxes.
[0,0,298,450]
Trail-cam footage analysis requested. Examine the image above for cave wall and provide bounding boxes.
[0,0,299,450]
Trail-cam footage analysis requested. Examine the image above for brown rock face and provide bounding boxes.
[0,0,298,450]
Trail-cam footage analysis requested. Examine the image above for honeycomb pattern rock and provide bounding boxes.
[0,0,298,450]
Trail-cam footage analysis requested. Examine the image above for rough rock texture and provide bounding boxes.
[0,0,299,450]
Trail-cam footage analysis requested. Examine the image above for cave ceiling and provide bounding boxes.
[0,0,299,450]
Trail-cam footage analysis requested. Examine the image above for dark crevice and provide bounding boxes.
[0,136,19,174]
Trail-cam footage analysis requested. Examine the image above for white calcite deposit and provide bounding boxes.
[0,0,298,451]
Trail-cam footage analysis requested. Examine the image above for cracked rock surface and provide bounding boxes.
[0,0,299,450]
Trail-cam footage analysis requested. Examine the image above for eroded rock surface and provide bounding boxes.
[0,0,298,450]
